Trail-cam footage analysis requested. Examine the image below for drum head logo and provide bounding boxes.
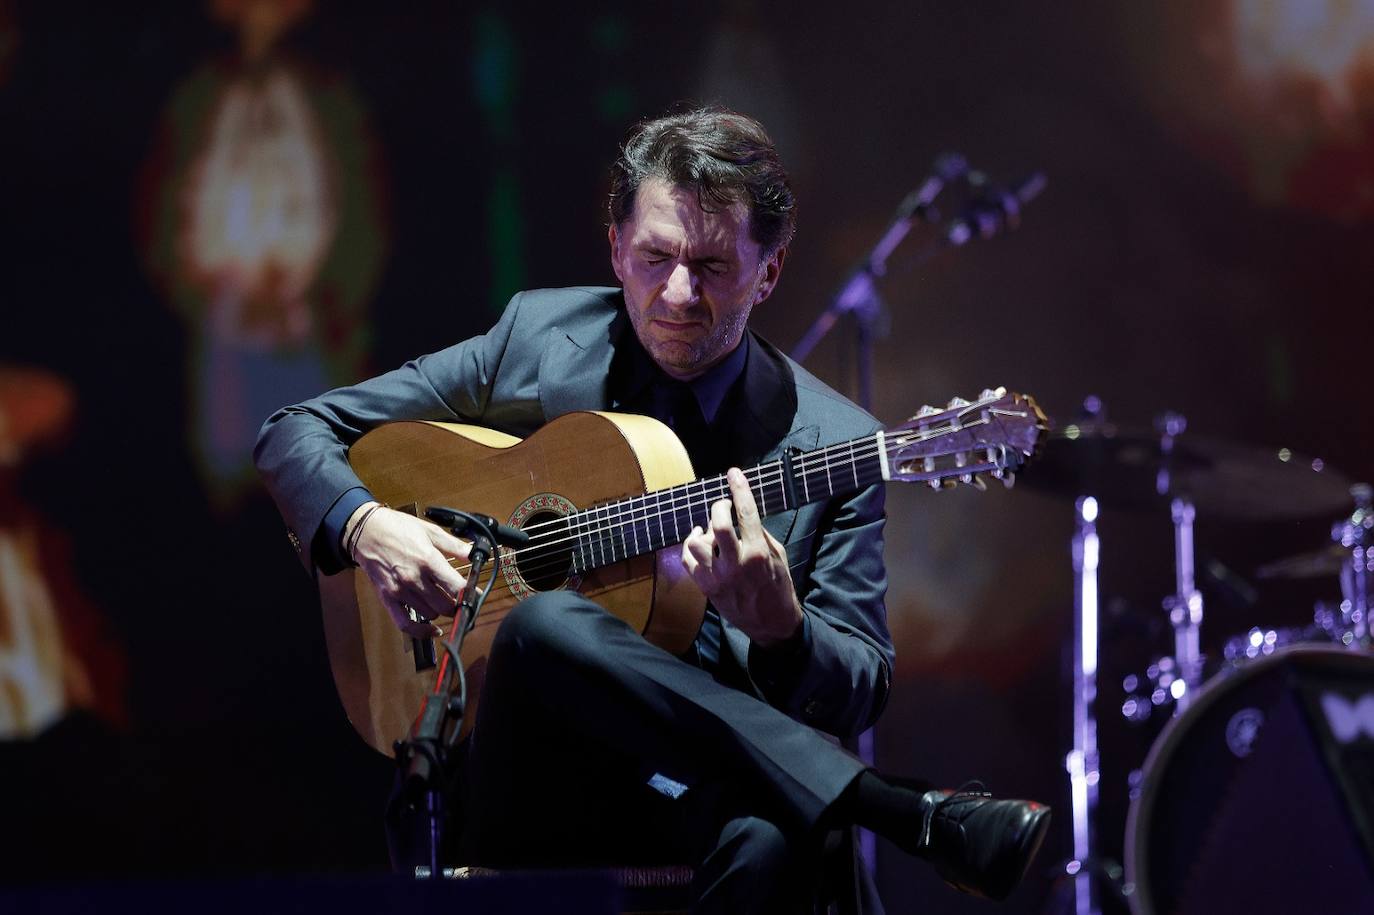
[1320,692,1374,744]
[1226,708,1265,757]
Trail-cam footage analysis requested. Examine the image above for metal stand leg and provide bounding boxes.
[1067,495,1101,915]
[1336,483,1373,648]
[1165,498,1204,715]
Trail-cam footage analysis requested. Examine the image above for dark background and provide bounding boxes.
[2,2,1371,912]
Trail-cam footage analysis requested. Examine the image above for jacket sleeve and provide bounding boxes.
[253,293,525,575]
[748,480,893,740]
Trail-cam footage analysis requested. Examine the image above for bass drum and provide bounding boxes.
[1126,646,1374,915]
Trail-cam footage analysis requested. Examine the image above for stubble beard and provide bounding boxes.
[640,304,750,379]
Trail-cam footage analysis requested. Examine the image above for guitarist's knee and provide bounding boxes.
[493,591,607,661]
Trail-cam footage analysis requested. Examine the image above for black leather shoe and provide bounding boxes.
[916,784,1051,901]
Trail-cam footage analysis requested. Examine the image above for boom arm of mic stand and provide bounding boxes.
[796,174,956,368]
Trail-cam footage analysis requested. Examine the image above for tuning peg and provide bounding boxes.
[1001,471,1017,489]
[969,475,988,491]
[946,396,971,409]
[978,386,1006,401]
[914,404,941,419]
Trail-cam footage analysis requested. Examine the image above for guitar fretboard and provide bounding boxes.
[565,431,888,573]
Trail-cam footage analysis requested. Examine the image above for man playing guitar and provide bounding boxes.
[255,106,1049,912]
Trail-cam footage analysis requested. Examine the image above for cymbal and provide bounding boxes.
[1254,544,1347,580]
[1021,422,1352,520]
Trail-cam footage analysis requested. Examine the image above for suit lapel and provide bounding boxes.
[538,305,628,419]
[729,333,816,545]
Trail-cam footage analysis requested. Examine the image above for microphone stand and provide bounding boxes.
[791,166,959,410]
[393,509,501,880]
[789,162,1042,878]
[789,170,960,874]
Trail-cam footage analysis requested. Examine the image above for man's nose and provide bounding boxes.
[661,262,698,308]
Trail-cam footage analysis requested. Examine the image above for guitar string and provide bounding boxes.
[499,411,1005,543]
[433,415,1018,593]
[425,426,1021,610]
[464,425,916,565]
[441,413,1012,587]
[504,412,1005,550]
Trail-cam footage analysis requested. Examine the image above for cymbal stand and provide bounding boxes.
[1066,493,1102,915]
[1335,483,1373,648]
[1157,413,1203,714]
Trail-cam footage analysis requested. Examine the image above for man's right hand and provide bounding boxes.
[345,501,471,638]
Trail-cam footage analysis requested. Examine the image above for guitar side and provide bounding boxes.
[318,411,706,757]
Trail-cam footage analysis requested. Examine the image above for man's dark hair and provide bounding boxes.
[608,106,796,255]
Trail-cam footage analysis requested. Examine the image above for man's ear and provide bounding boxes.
[754,246,787,305]
[608,222,625,284]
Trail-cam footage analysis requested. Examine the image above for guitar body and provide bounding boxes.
[319,411,706,756]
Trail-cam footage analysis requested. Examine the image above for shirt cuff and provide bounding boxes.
[747,612,814,699]
[315,486,376,571]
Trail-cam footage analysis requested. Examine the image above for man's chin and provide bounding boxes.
[647,341,701,372]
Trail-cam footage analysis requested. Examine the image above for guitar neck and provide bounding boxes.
[564,422,1009,575]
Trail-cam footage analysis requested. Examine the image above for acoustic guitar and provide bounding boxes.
[318,387,1047,755]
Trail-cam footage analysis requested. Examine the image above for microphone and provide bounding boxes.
[425,506,531,547]
[864,153,970,276]
[945,171,1047,245]
[896,152,969,222]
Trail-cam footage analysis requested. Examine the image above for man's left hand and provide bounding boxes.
[682,467,804,648]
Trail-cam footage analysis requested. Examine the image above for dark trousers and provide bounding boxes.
[443,591,869,913]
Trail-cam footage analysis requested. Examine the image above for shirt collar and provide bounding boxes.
[687,333,750,424]
[613,331,751,425]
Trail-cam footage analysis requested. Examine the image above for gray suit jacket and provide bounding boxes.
[255,286,894,740]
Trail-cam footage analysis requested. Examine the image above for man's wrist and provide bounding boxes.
[342,500,384,563]
[755,608,808,654]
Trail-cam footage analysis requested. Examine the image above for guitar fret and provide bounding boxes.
[583,511,596,572]
[850,440,860,489]
[603,504,617,563]
[671,486,681,541]
[596,506,608,566]
[568,514,582,574]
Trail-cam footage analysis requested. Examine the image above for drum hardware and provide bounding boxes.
[1025,399,1355,915]
[1029,422,1351,520]
[1067,489,1105,915]
[1120,656,1185,723]
[1125,647,1374,915]
[1334,482,1372,647]
[1221,623,1324,665]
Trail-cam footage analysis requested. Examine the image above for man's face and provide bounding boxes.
[609,177,785,381]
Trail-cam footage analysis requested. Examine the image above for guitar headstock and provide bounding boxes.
[883,387,1049,490]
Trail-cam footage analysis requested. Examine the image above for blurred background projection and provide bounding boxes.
[0,366,124,738]
[140,0,385,505]
[1123,0,1374,222]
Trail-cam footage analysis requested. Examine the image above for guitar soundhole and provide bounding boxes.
[515,511,574,592]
